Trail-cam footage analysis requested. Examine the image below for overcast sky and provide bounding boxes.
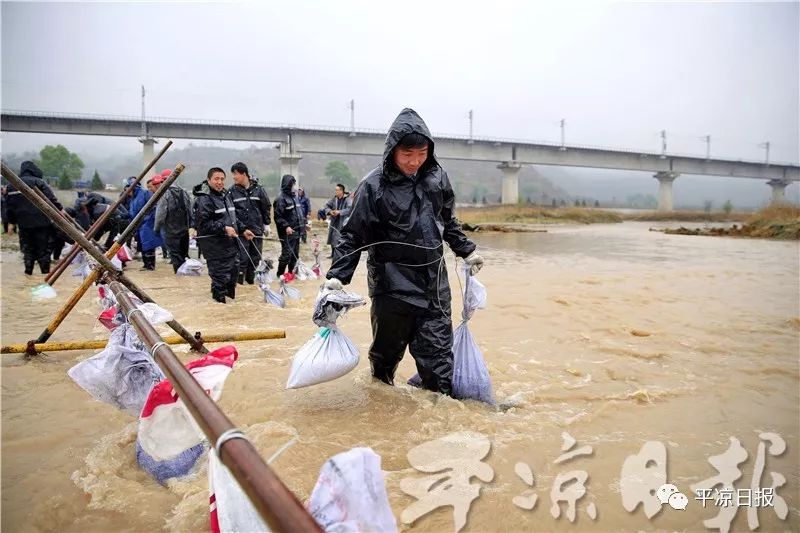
[1,0,798,165]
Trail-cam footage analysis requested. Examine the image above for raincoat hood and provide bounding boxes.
[20,161,44,179]
[193,181,225,197]
[382,108,437,181]
[280,174,296,194]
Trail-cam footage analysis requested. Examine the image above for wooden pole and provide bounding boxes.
[108,281,320,533]
[2,330,286,354]
[46,140,173,285]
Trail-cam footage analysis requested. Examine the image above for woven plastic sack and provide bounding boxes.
[286,327,358,389]
[31,283,57,300]
[177,258,204,276]
[280,277,301,301]
[136,346,238,484]
[312,288,365,328]
[67,323,165,416]
[309,447,397,533]
[116,243,133,262]
[209,450,270,533]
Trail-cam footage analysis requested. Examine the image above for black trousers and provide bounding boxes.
[164,233,189,273]
[206,254,240,300]
[369,295,453,395]
[141,249,157,270]
[238,236,262,284]
[277,234,300,276]
[19,226,53,274]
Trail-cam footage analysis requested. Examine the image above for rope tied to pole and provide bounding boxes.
[215,428,250,458]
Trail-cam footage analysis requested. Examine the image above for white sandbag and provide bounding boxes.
[31,283,57,300]
[286,327,359,389]
[309,447,397,533]
[312,288,366,328]
[177,258,204,276]
[67,323,165,416]
[209,450,270,533]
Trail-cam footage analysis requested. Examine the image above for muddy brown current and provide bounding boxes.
[1,221,798,532]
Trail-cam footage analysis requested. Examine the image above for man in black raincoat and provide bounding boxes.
[192,167,241,303]
[325,109,484,395]
[229,162,271,284]
[273,174,305,277]
[6,161,64,275]
[322,183,352,262]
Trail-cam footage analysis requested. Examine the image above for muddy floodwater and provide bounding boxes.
[2,221,798,532]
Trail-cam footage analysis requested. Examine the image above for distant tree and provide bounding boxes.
[574,199,580,207]
[722,200,733,214]
[261,171,281,192]
[527,196,532,204]
[37,145,84,180]
[581,199,586,207]
[594,200,600,208]
[90,170,103,190]
[472,194,478,204]
[57,171,73,190]
[551,198,557,207]
[703,200,713,214]
[482,195,487,204]
[560,199,566,207]
[325,160,356,189]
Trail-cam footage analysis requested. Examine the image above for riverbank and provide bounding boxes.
[456,206,623,227]
[655,204,800,240]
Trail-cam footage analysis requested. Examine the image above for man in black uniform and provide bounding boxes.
[6,161,63,275]
[192,167,240,303]
[155,176,193,273]
[229,162,270,284]
[273,174,305,277]
[324,109,485,396]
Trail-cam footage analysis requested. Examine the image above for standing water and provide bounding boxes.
[1,221,798,532]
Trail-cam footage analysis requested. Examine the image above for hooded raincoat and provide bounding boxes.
[326,108,477,394]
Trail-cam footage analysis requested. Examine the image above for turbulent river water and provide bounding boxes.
[1,221,798,532]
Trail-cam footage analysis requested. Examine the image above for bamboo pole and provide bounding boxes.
[46,140,173,285]
[2,330,286,354]
[108,281,320,533]
[0,162,200,352]
[25,164,186,345]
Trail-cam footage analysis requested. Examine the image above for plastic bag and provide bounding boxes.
[67,323,165,416]
[97,284,117,310]
[117,243,133,263]
[177,258,204,276]
[188,238,200,259]
[286,327,359,389]
[209,450,269,533]
[408,269,494,404]
[295,261,317,281]
[31,283,57,300]
[312,288,365,328]
[137,302,174,325]
[73,261,92,278]
[309,447,397,533]
[136,346,238,484]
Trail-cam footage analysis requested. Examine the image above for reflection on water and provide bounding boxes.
[1,222,798,532]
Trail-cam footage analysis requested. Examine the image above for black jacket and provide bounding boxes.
[192,181,239,259]
[6,161,63,229]
[155,185,193,238]
[272,175,305,238]
[327,108,476,308]
[230,179,271,235]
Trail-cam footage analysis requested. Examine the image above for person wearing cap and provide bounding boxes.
[193,167,240,303]
[323,108,485,396]
[154,170,193,273]
[5,161,63,275]
[273,174,305,277]
[229,162,271,285]
[129,174,163,270]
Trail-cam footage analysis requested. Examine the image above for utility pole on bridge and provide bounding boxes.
[560,119,566,151]
[660,130,667,159]
[467,109,474,144]
[702,134,711,160]
[759,141,770,166]
[349,99,356,137]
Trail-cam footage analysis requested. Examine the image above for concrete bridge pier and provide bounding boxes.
[279,144,302,181]
[767,179,790,204]
[140,137,157,172]
[654,171,679,211]
[498,161,522,204]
